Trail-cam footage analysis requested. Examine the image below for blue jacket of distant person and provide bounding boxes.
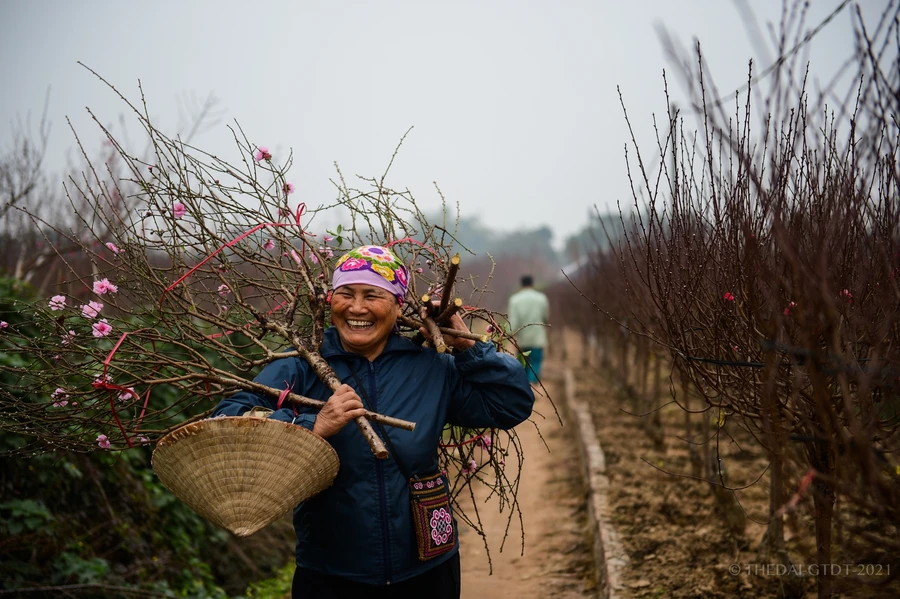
[212,325,535,584]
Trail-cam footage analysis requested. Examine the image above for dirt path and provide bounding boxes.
[458,358,596,598]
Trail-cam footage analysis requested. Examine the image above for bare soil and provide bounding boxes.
[576,358,779,599]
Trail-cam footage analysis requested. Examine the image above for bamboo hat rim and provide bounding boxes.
[151,415,340,537]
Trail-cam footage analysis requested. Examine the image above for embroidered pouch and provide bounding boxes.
[409,472,456,561]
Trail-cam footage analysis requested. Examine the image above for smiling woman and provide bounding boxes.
[330,285,400,360]
[328,245,409,361]
[212,244,535,599]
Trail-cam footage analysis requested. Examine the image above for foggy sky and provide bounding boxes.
[0,0,860,249]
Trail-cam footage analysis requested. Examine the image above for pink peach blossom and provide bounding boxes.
[93,279,118,295]
[92,319,112,338]
[49,295,67,311]
[283,182,295,195]
[81,301,104,319]
[105,242,120,254]
[51,388,68,407]
[254,146,272,162]
[97,434,111,449]
[172,202,187,219]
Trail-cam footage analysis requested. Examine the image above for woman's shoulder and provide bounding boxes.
[382,334,458,367]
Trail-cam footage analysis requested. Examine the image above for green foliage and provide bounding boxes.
[327,223,346,247]
[517,350,531,368]
[244,561,294,598]
[0,438,232,595]
[0,275,293,595]
[52,552,110,584]
[0,499,55,536]
[0,277,39,378]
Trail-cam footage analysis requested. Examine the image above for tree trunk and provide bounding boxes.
[759,358,785,561]
[812,438,836,599]
[679,370,703,478]
[648,351,664,451]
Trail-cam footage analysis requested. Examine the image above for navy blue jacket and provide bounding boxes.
[212,327,535,584]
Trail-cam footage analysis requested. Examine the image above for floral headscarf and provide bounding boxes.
[332,245,410,304]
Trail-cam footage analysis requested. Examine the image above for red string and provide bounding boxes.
[276,379,293,410]
[92,332,164,446]
[775,468,817,517]
[159,203,308,309]
[275,379,299,418]
[136,388,151,435]
[93,331,138,448]
[439,431,488,448]
[133,337,158,434]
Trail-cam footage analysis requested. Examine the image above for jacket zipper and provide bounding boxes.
[369,362,393,584]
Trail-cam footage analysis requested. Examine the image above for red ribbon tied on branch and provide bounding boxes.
[92,330,154,448]
[159,203,309,309]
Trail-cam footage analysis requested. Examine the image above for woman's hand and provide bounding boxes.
[312,384,368,438]
[444,311,477,352]
[420,303,476,352]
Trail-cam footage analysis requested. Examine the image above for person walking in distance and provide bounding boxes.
[507,275,549,383]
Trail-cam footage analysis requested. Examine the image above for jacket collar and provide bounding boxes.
[319,326,422,360]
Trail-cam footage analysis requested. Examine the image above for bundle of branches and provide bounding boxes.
[0,69,529,551]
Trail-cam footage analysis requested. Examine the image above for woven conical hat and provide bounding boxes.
[151,416,339,537]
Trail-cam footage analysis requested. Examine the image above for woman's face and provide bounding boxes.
[331,284,401,360]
